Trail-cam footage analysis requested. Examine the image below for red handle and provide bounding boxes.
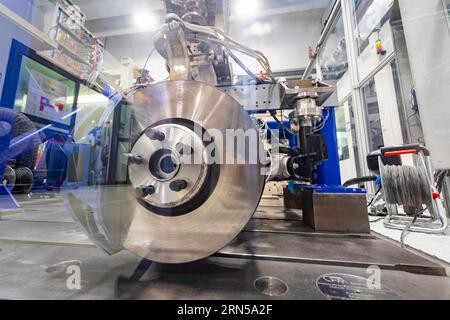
[384,149,418,157]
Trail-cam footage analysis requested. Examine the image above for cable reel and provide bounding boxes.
[380,163,432,216]
[378,145,448,236]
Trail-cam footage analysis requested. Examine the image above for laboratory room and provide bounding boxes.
[0,0,449,303]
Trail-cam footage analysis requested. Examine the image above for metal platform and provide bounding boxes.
[0,194,449,300]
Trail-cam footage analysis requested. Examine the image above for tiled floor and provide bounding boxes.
[371,218,450,264]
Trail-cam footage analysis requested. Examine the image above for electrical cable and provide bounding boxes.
[435,170,448,193]
[400,206,428,249]
[270,111,294,136]
[141,47,157,80]
[313,109,330,132]
[161,14,275,82]
[227,49,261,84]
[343,175,378,188]
[368,185,382,208]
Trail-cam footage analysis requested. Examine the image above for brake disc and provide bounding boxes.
[68,80,265,264]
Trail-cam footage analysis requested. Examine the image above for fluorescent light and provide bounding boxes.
[133,12,157,31]
[246,22,273,37]
[234,0,260,18]
[66,95,109,105]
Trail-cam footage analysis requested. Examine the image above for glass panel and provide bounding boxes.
[362,78,384,152]
[14,56,77,128]
[361,60,408,155]
[337,98,361,183]
[73,84,109,142]
[353,0,394,54]
[444,0,450,34]
[319,14,348,81]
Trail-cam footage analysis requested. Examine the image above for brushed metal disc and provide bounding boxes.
[96,81,265,264]
[254,277,289,297]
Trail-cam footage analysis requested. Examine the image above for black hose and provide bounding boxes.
[343,176,377,188]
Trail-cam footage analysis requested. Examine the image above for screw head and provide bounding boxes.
[169,180,188,192]
[146,128,165,141]
[135,185,156,198]
[125,153,143,165]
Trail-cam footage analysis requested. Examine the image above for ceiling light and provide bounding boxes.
[246,22,273,37]
[234,0,260,18]
[133,12,157,31]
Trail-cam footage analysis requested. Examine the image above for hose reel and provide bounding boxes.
[379,145,448,235]
[380,164,432,216]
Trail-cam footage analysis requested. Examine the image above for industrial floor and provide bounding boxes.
[0,193,449,300]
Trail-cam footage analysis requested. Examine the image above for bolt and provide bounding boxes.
[135,185,155,198]
[176,143,194,155]
[124,153,143,165]
[146,128,165,141]
[169,180,188,192]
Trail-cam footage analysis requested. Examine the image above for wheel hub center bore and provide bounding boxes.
[149,148,181,181]
[127,119,220,217]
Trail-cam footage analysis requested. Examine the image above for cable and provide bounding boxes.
[435,170,448,193]
[313,109,330,132]
[270,111,294,136]
[227,49,261,84]
[162,14,275,82]
[400,206,428,249]
[141,47,157,79]
[368,185,382,208]
[343,175,378,188]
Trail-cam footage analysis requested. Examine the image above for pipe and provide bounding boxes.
[302,0,342,80]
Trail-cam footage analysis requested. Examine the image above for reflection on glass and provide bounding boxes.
[353,0,394,54]
[338,98,361,183]
[319,15,348,81]
[335,107,349,161]
[73,85,109,142]
[14,57,77,129]
[444,0,450,34]
[362,79,384,152]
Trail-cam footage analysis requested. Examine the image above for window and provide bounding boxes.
[444,0,450,34]
[319,15,348,81]
[362,78,384,152]
[353,0,394,54]
[337,98,362,183]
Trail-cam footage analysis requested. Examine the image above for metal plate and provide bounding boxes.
[254,276,289,297]
[316,273,399,300]
[218,84,282,111]
[90,81,265,264]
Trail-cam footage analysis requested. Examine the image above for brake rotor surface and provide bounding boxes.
[96,80,265,264]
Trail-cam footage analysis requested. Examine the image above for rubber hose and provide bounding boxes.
[343,176,377,188]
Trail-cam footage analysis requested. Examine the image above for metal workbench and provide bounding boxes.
[0,194,449,300]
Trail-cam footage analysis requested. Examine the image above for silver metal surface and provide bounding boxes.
[302,191,371,234]
[267,153,291,182]
[218,84,282,111]
[69,81,266,264]
[254,277,289,297]
[1,196,450,300]
[294,98,323,119]
[280,80,335,107]
[129,124,209,208]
